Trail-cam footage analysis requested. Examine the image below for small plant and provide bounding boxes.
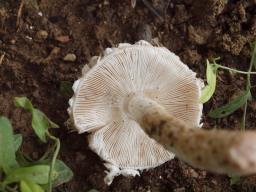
[200,42,256,184]
[0,97,73,192]
[200,42,256,128]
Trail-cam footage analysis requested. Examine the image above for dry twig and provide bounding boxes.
[0,53,5,65]
[16,0,24,30]
[141,0,164,22]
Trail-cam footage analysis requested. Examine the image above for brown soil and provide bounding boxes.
[1,0,256,191]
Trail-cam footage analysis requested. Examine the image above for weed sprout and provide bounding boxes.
[0,97,73,192]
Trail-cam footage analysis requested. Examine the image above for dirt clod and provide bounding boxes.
[188,25,211,45]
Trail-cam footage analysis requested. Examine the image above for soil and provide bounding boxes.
[0,0,256,191]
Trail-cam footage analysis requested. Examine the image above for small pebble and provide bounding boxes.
[51,47,61,55]
[25,36,33,40]
[63,53,76,62]
[103,0,109,5]
[36,30,48,40]
[10,39,16,44]
[55,35,70,43]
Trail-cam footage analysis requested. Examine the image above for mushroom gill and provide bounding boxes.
[68,40,203,184]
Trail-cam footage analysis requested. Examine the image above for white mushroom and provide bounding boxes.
[68,40,203,184]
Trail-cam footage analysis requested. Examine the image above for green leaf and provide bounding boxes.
[199,60,218,103]
[16,152,32,166]
[229,174,240,185]
[60,81,73,98]
[14,97,34,112]
[20,180,33,192]
[209,89,250,118]
[32,109,59,142]
[52,160,73,187]
[14,97,59,142]
[14,134,23,152]
[20,180,44,192]
[4,165,50,185]
[0,117,18,173]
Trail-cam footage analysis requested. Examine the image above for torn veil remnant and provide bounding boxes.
[68,40,203,185]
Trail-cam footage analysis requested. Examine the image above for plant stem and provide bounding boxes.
[5,186,17,192]
[241,44,256,130]
[241,101,248,131]
[215,64,256,75]
[131,96,256,176]
[46,132,60,192]
[0,182,5,192]
[38,143,56,162]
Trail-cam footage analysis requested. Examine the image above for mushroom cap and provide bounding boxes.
[68,41,203,175]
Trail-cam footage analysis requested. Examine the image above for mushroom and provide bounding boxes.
[68,40,203,184]
[69,40,256,184]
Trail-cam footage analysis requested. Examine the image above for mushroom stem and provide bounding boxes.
[127,96,256,176]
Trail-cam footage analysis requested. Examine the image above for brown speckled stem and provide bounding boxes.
[128,96,256,176]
